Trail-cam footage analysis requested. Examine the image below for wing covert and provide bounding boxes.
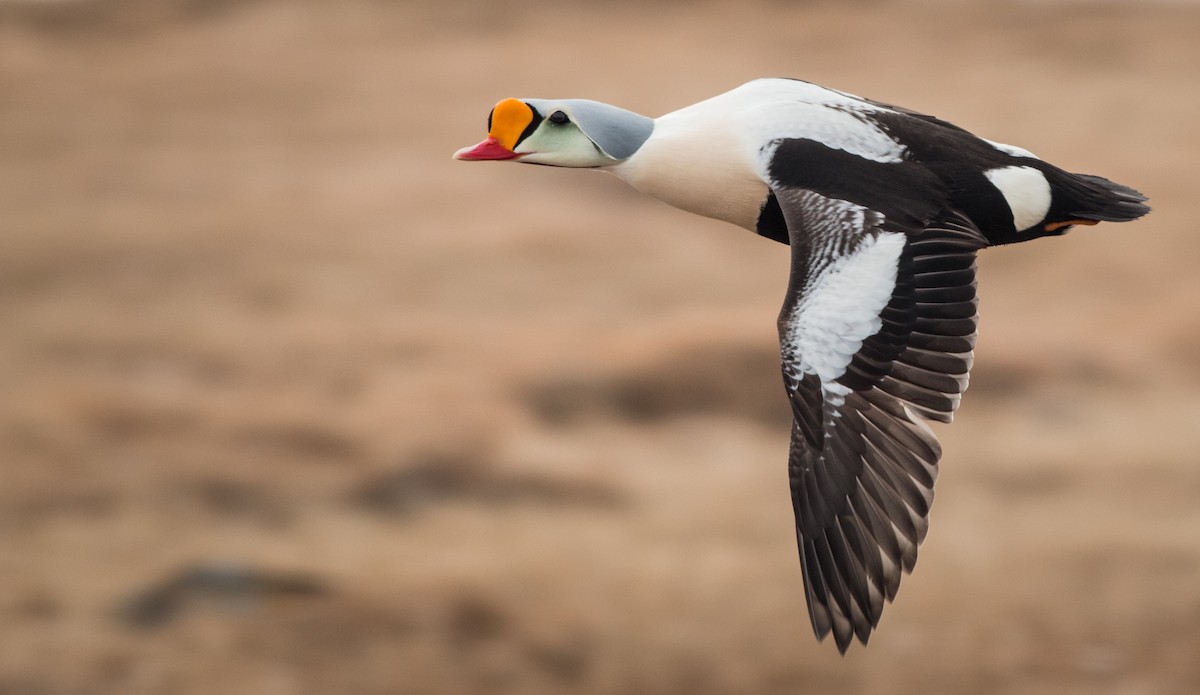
[773,181,987,652]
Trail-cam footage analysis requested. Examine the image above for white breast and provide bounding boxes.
[609,79,906,231]
[611,106,768,231]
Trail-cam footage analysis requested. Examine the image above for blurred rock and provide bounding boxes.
[347,453,625,518]
[119,562,328,628]
[526,342,788,428]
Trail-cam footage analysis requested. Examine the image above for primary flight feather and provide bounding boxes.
[453,78,1150,652]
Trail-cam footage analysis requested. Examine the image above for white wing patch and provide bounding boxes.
[783,226,906,398]
[752,102,905,165]
[735,80,905,164]
[983,138,1039,159]
[984,165,1052,231]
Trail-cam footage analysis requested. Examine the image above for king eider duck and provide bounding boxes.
[453,78,1150,652]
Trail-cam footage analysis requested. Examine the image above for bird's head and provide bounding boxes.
[453,97,653,168]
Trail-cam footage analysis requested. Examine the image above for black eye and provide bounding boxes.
[548,110,569,125]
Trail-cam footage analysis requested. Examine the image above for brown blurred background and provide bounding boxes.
[2,0,1198,693]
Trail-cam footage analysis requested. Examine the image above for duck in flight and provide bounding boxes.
[453,78,1149,652]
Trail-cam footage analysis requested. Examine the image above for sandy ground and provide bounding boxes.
[2,0,1199,693]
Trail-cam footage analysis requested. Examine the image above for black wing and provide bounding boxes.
[774,183,987,652]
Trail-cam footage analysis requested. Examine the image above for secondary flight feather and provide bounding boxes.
[454,78,1150,652]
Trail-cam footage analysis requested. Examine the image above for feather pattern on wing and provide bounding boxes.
[774,179,987,651]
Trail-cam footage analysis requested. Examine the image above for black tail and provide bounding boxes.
[1043,170,1150,232]
[1065,173,1151,222]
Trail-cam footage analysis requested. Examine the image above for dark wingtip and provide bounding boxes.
[834,629,853,655]
[828,625,871,655]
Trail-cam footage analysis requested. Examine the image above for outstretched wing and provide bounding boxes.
[774,184,987,652]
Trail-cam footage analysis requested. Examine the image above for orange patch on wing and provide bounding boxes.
[489,98,534,151]
[1044,219,1100,232]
